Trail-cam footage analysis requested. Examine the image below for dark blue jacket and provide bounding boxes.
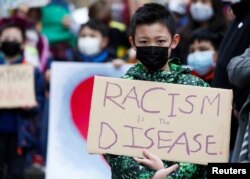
[0,57,45,149]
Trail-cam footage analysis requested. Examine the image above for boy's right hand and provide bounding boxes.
[152,164,179,179]
[45,69,50,83]
[134,149,178,179]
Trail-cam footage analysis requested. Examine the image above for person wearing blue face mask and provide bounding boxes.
[173,0,227,65]
[187,28,223,84]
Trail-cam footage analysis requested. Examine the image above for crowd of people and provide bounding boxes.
[0,0,250,178]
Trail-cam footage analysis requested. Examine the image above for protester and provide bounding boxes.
[167,0,188,31]
[187,28,223,84]
[212,0,250,155]
[0,18,44,179]
[88,0,130,58]
[105,3,208,178]
[41,3,75,61]
[174,0,227,64]
[73,19,111,62]
[227,47,250,163]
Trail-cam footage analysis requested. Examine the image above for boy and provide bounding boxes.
[187,28,223,84]
[73,19,111,62]
[105,3,208,179]
[0,19,44,179]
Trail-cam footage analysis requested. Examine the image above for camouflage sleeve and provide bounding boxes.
[121,74,135,80]
[163,162,207,179]
[105,154,155,179]
[178,74,210,87]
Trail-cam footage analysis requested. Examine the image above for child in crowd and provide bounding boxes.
[105,3,208,179]
[73,19,112,63]
[187,28,223,84]
[0,19,44,179]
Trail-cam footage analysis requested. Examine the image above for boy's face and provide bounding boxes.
[0,27,24,58]
[129,22,180,58]
[189,40,215,53]
[0,27,24,45]
[79,26,108,49]
[187,39,217,76]
[189,39,217,62]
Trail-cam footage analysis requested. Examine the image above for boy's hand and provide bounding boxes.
[45,69,51,83]
[21,101,38,111]
[134,149,164,170]
[152,164,179,179]
[62,15,72,28]
[134,150,178,178]
[112,59,125,68]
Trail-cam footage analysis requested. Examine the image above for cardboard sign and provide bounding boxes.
[87,76,233,165]
[0,65,36,108]
[1,0,50,9]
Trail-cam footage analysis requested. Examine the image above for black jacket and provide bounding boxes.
[212,7,250,111]
[212,4,250,150]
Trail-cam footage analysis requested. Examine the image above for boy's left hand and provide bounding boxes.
[112,59,125,68]
[134,149,164,170]
[21,101,38,111]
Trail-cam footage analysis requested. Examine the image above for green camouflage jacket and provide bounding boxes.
[105,59,209,179]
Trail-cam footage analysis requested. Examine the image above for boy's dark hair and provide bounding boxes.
[129,3,176,38]
[190,28,223,50]
[79,19,109,37]
[0,18,26,42]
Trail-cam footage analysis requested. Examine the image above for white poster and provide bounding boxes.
[46,62,132,179]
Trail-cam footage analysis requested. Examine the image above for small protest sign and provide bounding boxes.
[0,65,36,108]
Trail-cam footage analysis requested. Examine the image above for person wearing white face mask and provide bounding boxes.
[187,28,223,84]
[72,19,111,63]
[74,19,112,63]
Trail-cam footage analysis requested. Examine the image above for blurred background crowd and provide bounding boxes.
[0,0,250,178]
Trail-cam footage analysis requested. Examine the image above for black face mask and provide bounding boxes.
[136,46,169,71]
[0,41,22,57]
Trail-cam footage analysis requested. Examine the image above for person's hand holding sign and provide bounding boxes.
[134,150,179,179]
[22,101,38,111]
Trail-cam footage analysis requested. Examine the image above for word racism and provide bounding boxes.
[103,82,220,117]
